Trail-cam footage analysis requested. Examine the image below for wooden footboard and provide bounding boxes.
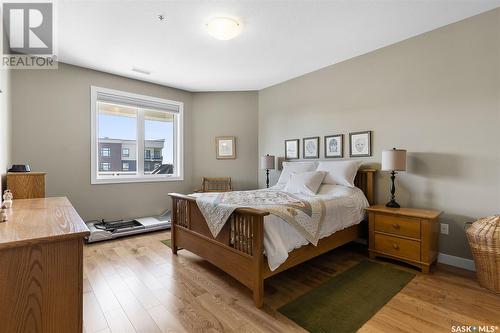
[170,193,269,307]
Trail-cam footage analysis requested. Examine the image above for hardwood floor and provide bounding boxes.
[83,230,500,333]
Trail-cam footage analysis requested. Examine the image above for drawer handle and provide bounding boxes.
[393,243,399,250]
[392,224,400,229]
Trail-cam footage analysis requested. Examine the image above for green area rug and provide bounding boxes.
[161,239,171,248]
[278,260,415,333]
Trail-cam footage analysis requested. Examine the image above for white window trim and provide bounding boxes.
[91,86,184,184]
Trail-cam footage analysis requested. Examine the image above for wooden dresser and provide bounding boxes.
[0,197,89,332]
[366,205,442,273]
[7,172,46,199]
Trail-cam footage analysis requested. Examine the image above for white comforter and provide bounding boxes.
[263,184,369,271]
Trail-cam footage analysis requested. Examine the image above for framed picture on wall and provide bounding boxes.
[324,134,343,158]
[285,139,299,159]
[349,131,371,157]
[216,136,236,159]
[303,137,320,159]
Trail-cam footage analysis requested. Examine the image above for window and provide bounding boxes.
[101,147,111,157]
[100,162,111,171]
[91,86,184,184]
[154,149,162,159]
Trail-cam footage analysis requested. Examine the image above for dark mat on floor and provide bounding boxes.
[278,260,415,333]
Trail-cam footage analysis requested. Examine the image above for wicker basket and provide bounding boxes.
[466,216,500,294]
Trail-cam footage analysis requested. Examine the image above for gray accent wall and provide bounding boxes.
[258,8,500,259]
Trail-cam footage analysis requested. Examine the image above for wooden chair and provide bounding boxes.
[198,177,232,192]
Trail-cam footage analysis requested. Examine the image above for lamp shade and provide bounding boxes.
[260,155,275,170]
[381,148,407,171]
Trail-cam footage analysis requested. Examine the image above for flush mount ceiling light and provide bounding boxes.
[205,17,242,40]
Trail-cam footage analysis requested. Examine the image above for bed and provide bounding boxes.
[169,168,375,307]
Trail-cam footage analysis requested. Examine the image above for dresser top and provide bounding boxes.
[366,205,442,220]
[0,197,89,249]
[7,172,46,176]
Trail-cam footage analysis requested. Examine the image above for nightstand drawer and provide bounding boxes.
[374,214,420,239]
[374,233,421,262]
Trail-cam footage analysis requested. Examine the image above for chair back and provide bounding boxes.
[202,177,232,192]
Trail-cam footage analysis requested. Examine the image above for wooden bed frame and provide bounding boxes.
[169,169,376,307]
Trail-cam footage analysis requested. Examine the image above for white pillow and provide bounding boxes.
[316,160,362,187]
[284,171,326,195]
[277,161,317,184]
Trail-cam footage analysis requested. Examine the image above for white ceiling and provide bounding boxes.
[58,1,500,92]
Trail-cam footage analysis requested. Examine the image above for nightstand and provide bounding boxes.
[366,205,442,273]
[7,172,46,199]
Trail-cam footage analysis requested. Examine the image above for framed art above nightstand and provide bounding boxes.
[366,205,442,273]
[349,131,371,157]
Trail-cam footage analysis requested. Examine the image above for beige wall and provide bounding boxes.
[11,63,194,220]
[0,69,11,194]
[192,92,259,190]
[258,9,500,259]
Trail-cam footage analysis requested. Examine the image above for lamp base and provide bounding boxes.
[385,200,401,208]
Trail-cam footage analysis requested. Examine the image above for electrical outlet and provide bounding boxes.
[440,223,449,235]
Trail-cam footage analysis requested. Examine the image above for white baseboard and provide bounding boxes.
[438,253,476,271]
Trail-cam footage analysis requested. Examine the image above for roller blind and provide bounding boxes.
[96,90,180,113]
[98,102,174,122]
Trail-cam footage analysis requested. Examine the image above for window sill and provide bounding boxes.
[91,175,184,185]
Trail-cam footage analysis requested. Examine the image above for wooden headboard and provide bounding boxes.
[355,169,376,205]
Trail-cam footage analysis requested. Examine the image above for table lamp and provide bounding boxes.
[260,154,275,188]
[381,148,407,208]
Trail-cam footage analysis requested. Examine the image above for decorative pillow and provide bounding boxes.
[284,171,326,195]
[316,160,362,187]
[277,161,317,184]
